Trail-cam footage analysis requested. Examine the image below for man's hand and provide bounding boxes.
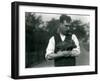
[57,51,64,56]
[57,51,71,57]
[62,51,71,57]
[70,50,79,56]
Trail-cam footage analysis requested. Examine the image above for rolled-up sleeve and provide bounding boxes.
[72,34,80,55]
[45,36,55,58]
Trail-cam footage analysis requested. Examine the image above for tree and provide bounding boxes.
[70,20,87,40]
[70,20,90,51]
[25,12,51,67]
[46,18,60,36]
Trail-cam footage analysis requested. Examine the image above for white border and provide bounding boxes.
[19,5,95,76]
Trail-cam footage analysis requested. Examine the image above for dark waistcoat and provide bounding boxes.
[54,33,76,66]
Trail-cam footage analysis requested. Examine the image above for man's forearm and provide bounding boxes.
[62,50,80,57]
[46,52,64,60]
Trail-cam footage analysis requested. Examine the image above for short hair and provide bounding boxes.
[60,14,72,23]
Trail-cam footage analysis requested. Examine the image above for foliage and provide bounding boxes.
[46,18,60,36]
[70,20,87,40]
[25,13,50,67]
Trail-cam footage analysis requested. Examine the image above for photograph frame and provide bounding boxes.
[11,1,98,79]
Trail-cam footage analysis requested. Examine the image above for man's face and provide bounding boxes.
[60,20,70,35]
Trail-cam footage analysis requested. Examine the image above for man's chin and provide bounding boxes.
[62,32,67,35]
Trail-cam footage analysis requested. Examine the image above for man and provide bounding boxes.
[45,15,80,66]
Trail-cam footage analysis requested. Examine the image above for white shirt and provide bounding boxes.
[45,33,80,57]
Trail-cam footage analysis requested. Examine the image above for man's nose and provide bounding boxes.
[65,27,69,30]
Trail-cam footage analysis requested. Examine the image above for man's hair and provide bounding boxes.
[60,14,72,23]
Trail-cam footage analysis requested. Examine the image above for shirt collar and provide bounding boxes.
[60,33,65,37]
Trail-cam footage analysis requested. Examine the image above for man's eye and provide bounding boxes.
[65,25,70,27]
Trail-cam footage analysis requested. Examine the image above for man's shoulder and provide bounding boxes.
[49,36,55,41]
[54,33,61,40]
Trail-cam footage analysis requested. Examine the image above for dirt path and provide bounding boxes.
[76,43,89,65]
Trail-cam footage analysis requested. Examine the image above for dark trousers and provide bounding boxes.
[54,57,76,67]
